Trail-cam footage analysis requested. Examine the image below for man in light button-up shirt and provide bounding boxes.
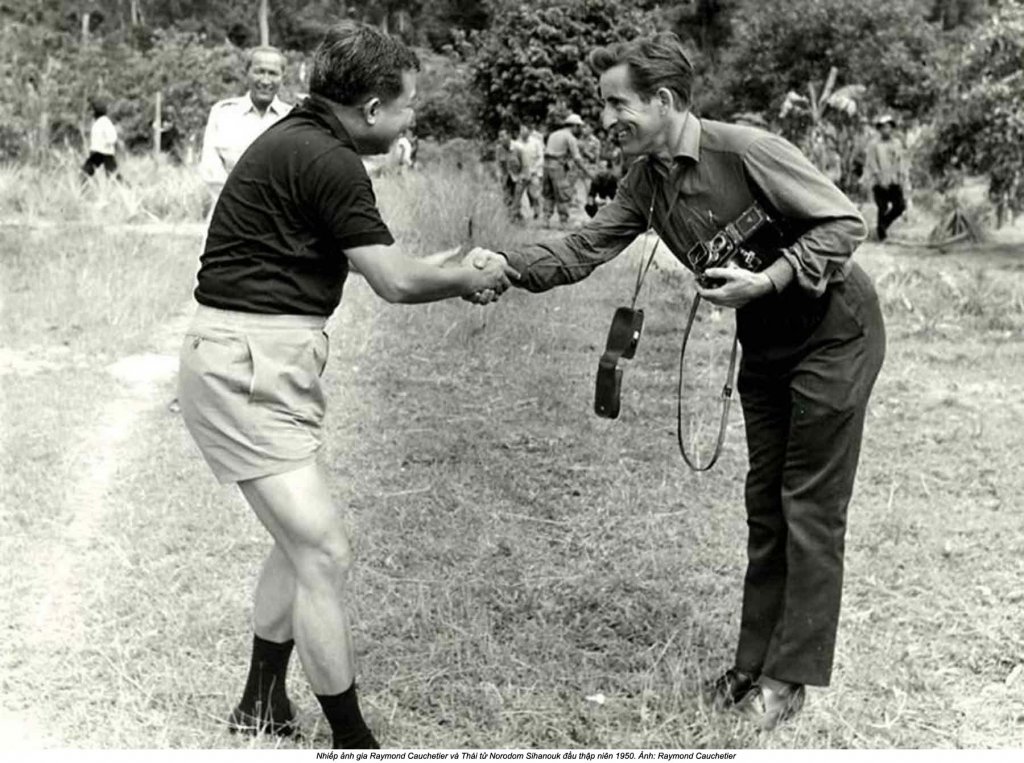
[198,46,293,206]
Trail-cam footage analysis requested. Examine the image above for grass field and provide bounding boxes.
[1,163,1023,750]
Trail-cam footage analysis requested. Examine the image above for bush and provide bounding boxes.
[469,0,658,135]
[929,3,1024,214]
[413,51,484,141]
[721,0,942,121]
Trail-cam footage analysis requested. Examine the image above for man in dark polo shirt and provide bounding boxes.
[178,23,514,749]
[470,33,885,730]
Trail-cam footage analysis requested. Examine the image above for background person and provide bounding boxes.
[468,32,885,732]
[177,23,515,749]
[863,114,909,242]
[541,112,589,228]
[584,157,618,218]
[198,46,293,214]
[81,96,120,181]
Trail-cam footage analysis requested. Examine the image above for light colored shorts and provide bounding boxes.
[177,305,329,484]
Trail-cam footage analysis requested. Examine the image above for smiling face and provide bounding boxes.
[247,50,285,111]
[598,63,671,156]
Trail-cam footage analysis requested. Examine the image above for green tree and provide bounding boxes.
[469,0,657,135]
[930,2,1024,217]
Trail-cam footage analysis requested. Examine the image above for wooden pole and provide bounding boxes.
[259,0,270,46]
[153,91,162,157]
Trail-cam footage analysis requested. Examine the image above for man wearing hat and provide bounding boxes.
[541,112,590,227]
[864,114,909,241]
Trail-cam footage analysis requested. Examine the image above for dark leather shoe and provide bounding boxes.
[704,668,759,710]
[227,702,299,738]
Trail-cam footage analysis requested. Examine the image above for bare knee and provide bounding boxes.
[293,532,352,592]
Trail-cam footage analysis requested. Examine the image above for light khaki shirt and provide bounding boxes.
[864,137,908,188]
[198,93,292,192]
[544,127,583,164]
[504,112,866,298]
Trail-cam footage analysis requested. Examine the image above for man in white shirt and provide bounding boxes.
[82,97,120,180]
[510,122,542,222]
[198,46,293,210]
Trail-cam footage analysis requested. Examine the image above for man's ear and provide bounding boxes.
[655,87,679,113]
[655,87,683,113]
[362,97,381,126]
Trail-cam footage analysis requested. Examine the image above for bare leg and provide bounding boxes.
[238,463,356,694]
[253,543,295,643]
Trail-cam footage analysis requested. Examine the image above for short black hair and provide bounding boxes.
[89,96,109,118]
[309,22,420,106]
[588,32,694,110]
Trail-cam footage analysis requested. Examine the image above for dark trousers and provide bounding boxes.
[82,151,119,180]
[872,183,905,240]
[734,263,885,686]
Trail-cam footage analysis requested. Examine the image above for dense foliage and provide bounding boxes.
[721,0,943,121]
[469,0,658,132]
[929,2,1024,211]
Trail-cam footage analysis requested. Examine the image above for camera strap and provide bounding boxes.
[673,202,769,472]
[630,195,662,309]
[676,294,739,471]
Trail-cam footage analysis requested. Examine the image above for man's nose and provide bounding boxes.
[601,106,616,130]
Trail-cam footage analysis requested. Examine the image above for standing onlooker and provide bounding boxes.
[863,114,909,242]
[542,113,589,228]
[577,121,603,208]
[509,123,539,222]
[198,46,293,214]
[525,124,546,219]
[584,158,619,218]
[600,129,625,177]
[493,128,518,213]
[81,96,120,181]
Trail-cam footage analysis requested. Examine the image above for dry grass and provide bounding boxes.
[1,165,1023,749]
[0,226,200,355]
[0,151,207,224]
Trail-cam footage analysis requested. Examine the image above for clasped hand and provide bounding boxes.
[696,267,774,309]
[421,245,519,305]
[461,247,516,305]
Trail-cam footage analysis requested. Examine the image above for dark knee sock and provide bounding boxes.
[237,635,295,722]
[316,685,379,749]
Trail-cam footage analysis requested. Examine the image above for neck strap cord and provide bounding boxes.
[676,295,739,471]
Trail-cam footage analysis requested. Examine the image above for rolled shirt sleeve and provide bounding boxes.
[502,172,648,293]
[743,134,867,297]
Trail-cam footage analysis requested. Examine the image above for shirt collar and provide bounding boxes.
[298,94,356,148]
[243,93,288,116]
[673,111,702,163]
[649,111,701,176]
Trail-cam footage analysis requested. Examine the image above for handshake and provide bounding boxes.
[462,247,518,305]
[426,246,519,306]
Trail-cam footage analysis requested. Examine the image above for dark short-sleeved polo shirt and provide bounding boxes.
[195,94,394,315]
